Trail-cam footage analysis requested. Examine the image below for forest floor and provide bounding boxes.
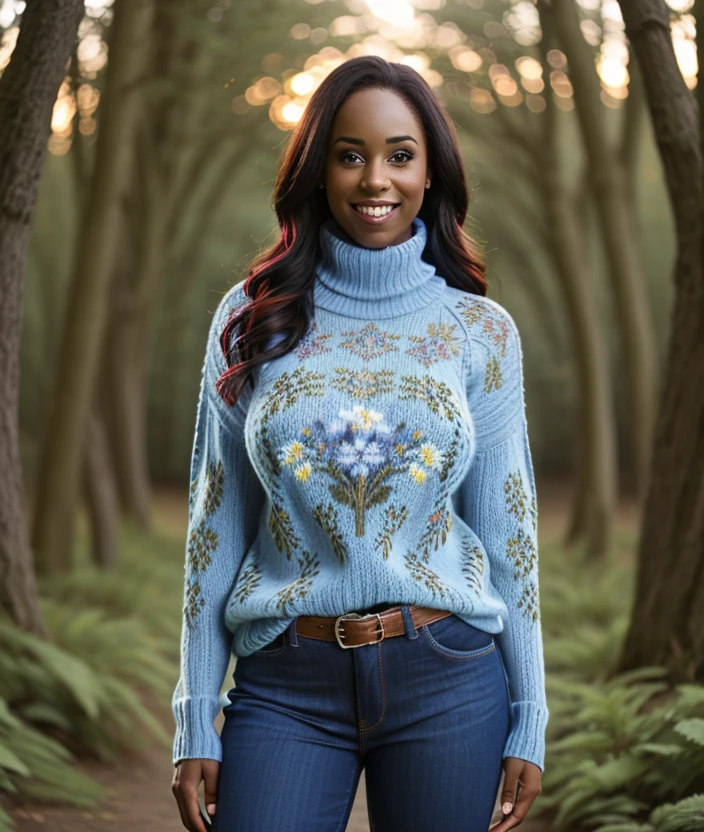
[5,480,640,832]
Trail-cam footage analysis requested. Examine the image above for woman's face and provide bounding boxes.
[323,87,431,249]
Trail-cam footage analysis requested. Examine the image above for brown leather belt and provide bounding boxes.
[295,605,453,649]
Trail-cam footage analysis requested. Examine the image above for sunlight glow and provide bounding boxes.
[515,55,542,80]
[470,87,495,114]
[521,76,544,94]
[502,1,540,47]
[289,71,317,96]
[0,25,18,72]
[597,56,629,89]
[51,80,75,136]
[364,0,415,29]
[282,100,306,123]
[550,71,573,98]
[449,45,482,73]
[672,14,697,87]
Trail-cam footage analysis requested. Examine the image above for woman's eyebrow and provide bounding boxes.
[332,135,418,146]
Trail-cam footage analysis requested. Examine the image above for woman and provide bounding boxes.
[171,55,548,832]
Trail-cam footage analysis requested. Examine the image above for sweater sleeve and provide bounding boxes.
[171,289,265,766]
[455,300,549,771]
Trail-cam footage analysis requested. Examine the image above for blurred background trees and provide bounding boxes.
[1,0,703,830]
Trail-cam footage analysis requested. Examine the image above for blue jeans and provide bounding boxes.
[213,606,510,832]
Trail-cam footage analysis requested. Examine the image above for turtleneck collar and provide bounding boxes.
[312,215,446,318]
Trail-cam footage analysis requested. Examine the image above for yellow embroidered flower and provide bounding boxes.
[282,441,305,465]
[294,462,313,481]
[419,443,442,469]
[409,463,427,484]
[412,429,423,440]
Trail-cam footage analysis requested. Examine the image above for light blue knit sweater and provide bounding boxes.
[172,216,549,771]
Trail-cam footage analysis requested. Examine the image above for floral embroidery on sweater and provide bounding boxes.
[503,470,539,623]
[375,504,409,560]
[398,374,464,568]
[184,461,225,628]
[406,321,463,367]
[256,368,326,560]
[340,322,401,361]
[273,550,321,613]
[460,537,484,594]
[230,562,262,604]
[278,405,446,538]
[404,551,457,600]
[456,297,511,392]
[294,321,334,360]
[504,471,529,522]
[331,367,395,399]
[311,503,348,564]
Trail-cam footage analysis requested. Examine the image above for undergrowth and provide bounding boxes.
[1,513,703,831]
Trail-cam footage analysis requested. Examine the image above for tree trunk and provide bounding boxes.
[103,300,154,529]
[552,0,658,501]
[615,0,704,679]
[0,0,84,633]
[100,1,203,522]
[31,0,154,576]
[536,1,617,558]
[82,409,118,569]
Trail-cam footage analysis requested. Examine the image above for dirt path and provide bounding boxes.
[4,482,638,831]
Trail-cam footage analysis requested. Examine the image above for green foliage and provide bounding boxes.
[0,523,184,824]
[0,690,104,818]
[532,532,704,831]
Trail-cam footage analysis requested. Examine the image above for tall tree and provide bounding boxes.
[536,0,618,559]
[551,0,658,500]
[31,0,154,575]
[615,0,704,676]
[0,0,84,632]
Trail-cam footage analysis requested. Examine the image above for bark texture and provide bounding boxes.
[616,0,704,679]
[552,0,658,500]
[0,0,84,632]
[31,0,154,575]
[536,1,617,558]
[82,409,118,569]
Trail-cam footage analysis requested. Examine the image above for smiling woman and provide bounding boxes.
[324,88,431,247]
[171,55,548,832]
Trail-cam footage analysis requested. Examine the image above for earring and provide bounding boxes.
[318,183,324,189]
[425,180,431,189]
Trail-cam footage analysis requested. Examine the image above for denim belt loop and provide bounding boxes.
[288,618,299,647]
[401,605,419,639]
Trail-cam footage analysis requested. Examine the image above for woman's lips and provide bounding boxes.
[350,204,401,225]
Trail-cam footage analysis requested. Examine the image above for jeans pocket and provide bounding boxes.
[252,631,288,656]
[421,614,495,659]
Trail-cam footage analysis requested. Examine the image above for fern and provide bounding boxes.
[650,793,704,831]
[673,719,704,747]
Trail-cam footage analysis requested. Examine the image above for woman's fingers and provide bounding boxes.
[202,759,220,820]
[489,758,542,831]
[172,759,213,832]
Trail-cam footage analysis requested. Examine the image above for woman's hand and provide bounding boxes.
[172,758,220,831]
[489,757,542,830]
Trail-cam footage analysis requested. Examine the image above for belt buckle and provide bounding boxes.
[334,612,385,649]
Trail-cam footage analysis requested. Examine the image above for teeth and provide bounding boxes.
[354,204,397,217]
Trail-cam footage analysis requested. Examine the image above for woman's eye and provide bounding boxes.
[340,150,414,164]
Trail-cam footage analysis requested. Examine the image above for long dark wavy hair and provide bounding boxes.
[216,55,487,408]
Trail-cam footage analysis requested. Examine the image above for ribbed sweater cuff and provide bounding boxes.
[502,701,549,771]
[172,697,222,766]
